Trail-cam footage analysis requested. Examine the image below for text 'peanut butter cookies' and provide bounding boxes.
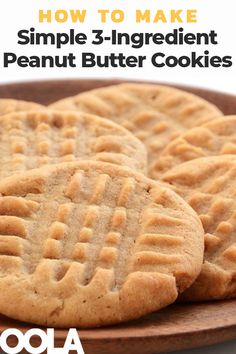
[0,161,203,327]
[155,116,236,176]
[0,99,44,115]
[163,155,236,301]
[0,110,147,179]
[49,83,222,179]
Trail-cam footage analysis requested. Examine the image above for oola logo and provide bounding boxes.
[0,328,84,354]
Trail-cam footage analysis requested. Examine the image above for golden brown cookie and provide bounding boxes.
[49,83,222,179]
[162,155,236,301]
[155,116,236,176]
[0,99,44,115]
[0,161,204,327]
[0,110,147,178]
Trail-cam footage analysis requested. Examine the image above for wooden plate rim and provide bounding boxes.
[0,79,236,354]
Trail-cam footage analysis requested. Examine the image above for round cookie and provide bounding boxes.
[162,155,236,301]
[49,83,222,179]
[0,161,204,327]
[0,99,44,115]
[0,110,147,179]
[155,116,236,176]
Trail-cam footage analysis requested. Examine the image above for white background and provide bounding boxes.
[0,0,236,95]
[0,1,236,354]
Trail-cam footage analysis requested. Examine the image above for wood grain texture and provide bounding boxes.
[0,79,236,354]
[0,300,236,354]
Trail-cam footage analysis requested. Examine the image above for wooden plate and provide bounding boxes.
[0,79,236,354]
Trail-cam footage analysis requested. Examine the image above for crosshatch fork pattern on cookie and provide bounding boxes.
[0,171,189,288]
[0,110,147,179]
[0,161,204,327]
[49,83,222,179]
[153,115,236,176]
[163,155,236,300]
